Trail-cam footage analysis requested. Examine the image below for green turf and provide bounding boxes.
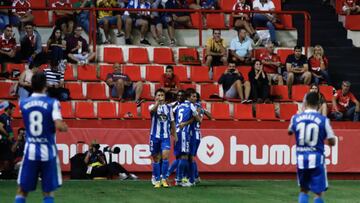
[1,180,360,203]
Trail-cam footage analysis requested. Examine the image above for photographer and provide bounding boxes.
[84,141,137,180]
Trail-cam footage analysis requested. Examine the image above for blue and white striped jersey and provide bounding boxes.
[174,100,198,133]
[190,102,203,140]
[20,93,62,161]
[149,103,174,139]
[288,109,335,169]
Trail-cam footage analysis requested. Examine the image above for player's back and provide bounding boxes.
[20,93,59,161]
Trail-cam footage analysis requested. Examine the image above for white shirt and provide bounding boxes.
[253,0,275,11]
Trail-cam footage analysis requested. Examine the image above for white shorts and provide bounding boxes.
[225,85,238,98]
[72,53,89,61]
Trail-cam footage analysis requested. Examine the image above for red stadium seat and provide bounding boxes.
[277,49,293,64]
[153,48,175,64]
[146,65,164,82]
[206,13,226,29]
[97,102,117,119]
[141,102,154,119]
[319,85,334,102]
[77,64,98,81]
[86,83,108,100]
[123,65,141,81]
[190,66,211,82]
[292,85,310,102]
[33,11,51,27]
[178,48,200,65]
[272,0,282,11]
[128,48,149,64]
[99,65,114,81]
[279,14,294,29]
[75,101,95,119]
[200,84,221,101]
[64,64,76,81]
[179,83,196,91]
[255,104,278,120]
[29,0,46,7]
[0,81,17,99]
[12,102,22,118]
[103,47,124,64]
[211,103,231,120]
[219,0,237,10]
[237,66,251,81]
[190,12,201,29]
[345,15,360,30]
[140,84,153,100]
[233,104,254,120]
[336,0,345,13]
[213,66,227,81]
[279,103,298,121]
[119,102,138,119]
[270,85,290,101]
[6,63,26,75]
[173,66,189,82]
[60,101,74,119]
[65,82,85,100]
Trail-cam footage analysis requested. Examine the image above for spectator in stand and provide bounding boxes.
[252,0,279,46]
[308,45,330,85]
[187,0,217,9]
[17,63,39,101]
[160,65,180,101]
[18,22,46,67]
[44,60,69,101]
[218,62,251,103]
[330,81,359,121]
[11,127,25,173]
[150,0,167,46]
[10,0,33,31]
[67,26,96,65]
[301,84,327,116]
[205,30,227,68]
[259,42,283,85]
[96,0,124,44]
[47,27,67,63]
[285,45,311,99]
[248,60,270,103]
[52,0,75,36]
[229,28,253,65]
[73,0,94,34]
[0,101,15,178]
[0,0,12,31]
[122,0,151,45]
[343,0,360,15]
[106,63,144,106]
[0,25,16,70]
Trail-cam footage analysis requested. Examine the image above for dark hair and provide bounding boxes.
[305,92,320,107]
[31,72,47,92]
[165,65,174,71]
[196,92,201,102]
[24,22,34,27]
[185,88,196,99]
[50,59,59,68]
[5,102,15,111]
[48,27,62,45]
[155,88,166,96]
[4,24,12,30]
[294,45,302,51]
[18,127,25,133]
[213,29,221,34]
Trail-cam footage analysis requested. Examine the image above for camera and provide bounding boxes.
[229,69,235,73]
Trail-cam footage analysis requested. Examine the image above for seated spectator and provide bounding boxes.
[73,0,94,34]
[330,81,359,122]
[229,28,253,65]
[0,101,15,178]
[0,25,17,70]
[123,0,151,45]
[52,0,75,36]
[0,0,11,31]
[259,42,283,85]
[343,0,360,15]
[248,60,270,103]
[18,22,47,67]
[218,62,251,103]
[10,0,33,31]
[160,65,180,101]
[67,26,96,65]
[252,0,279,46]
[205,30,228,68]
[285,45,311,98]
[308,45,330,85]
[187,0,217,9]
[150,0,167,45]
[106,63,144,106]
[301,84,327,116]
[96,0,124,44]
[44,60,70,101]
[11,127,25,173]
[17,63,39,101]
[232,0,259,44]
[47,28,67,63]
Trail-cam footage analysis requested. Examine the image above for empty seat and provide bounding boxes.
[99,65,114,81]
[6,63,26,75]
[237,66,251,81]
[141,102,153,119]
[233,104,254,120]
[86,83,108,100]
[272,0,282,11]
[190,66,211,82]
[190,12,201,29]
[60,101,74,119]
[103,47,124,64]
[65,82,85,100]
[0,81,17,99]
[279,103,298,121]
[29,0,46,7]
[255,104,277,120]
[153,48,175,64]
[213,66,227,81]
[128,48,149,64]
[77,64,98,81]
[200,84,221,101]
[123,65,142,81]
[219,0,237,10]
[179,83,196,91]
[64,64,76,81]
[33,11,51,27]
[345,15,360,30]
[270,85,290,101]
[119,102,138,119]
[277,49,293,64]
[279,14,294,29]
[146,65,164,82]
[292,85,310,102]
[178,48,200,65]
[211,103,231,120]
[173,66,189,82]
[140,84,153,100]
[206,13,226,29]
[97,102,117,119]
[319,85,334,102]
[75,101,95,119]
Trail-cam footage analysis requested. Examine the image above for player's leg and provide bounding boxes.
[41,157,62,203]
[297,168,311,203]
[15,158,40,203]
[150,138,161,188]
[177,131,191,186]
[160,138,171,187]
[310,165,328,203]
[188,134,197,184]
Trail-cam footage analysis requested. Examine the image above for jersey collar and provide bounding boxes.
[32,93,47,97]
[304,109,318,113]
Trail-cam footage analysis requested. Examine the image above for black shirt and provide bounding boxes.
[285,54,308,69]
[218,72,244,92]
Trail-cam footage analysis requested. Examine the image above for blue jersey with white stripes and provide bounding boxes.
[175,100,198,133]
[288,109,335,169]
[190,102,203,140]
[20,93,62,161]
[149,104,174,139]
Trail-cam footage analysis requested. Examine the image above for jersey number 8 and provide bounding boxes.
[29,111,43,136]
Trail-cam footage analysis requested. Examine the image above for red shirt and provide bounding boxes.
[52,1,72,21]
[333,90,357,112]
[12,0,31,16]
[160,74,179,89]
[308,56,328,75]
[0,34,16,53]
[232,2,251,15]
[344,0,358,7]
[259,52,281,73]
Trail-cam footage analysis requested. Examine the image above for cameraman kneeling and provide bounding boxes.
[84,142,137,180]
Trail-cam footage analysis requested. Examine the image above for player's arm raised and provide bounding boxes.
[149,100,160,113]
[53,101,68,132]
[325,118,336,146]
[170,109,177,142]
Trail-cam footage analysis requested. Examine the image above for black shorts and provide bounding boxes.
[0,140,13,161]
[207,55,224,66]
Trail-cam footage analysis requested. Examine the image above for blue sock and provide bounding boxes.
[189,161,196,183]
[167,159,178,178]
[314,197,324,203]
[298,192,309,203]
[152,162,161,181]
[177,159,188,181]
[43,196,54,203]
[15,195,25,203]
[161,159,169,179]
[194,161,199,178]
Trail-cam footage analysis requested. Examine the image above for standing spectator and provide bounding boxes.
[67,26,96,65]
[308,45,330,85]
[285,46,311,99]
[331,81,359,121]
[229,28,253,65]
[0,0,12,31]
[248,60,270,103]
[52,0,75,36]
[96,0,124,44]
[73,0,94,34]
[342,0,360,15]
[252,0,278,46]
[232,0,259,44]
[301,84,327,116]
[47,28,67,62]
[160,65,180,101]
[205,30,228,68]
[0,25,16,70]
[10,0,33,31]
[218,62,251,103]
[17,63,39,101]
[11,127,25,173]
[0,101,15,178]
[259,42,283,85]
[106,63,144,106]
[44,60,70,101]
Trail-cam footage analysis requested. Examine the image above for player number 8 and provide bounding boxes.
[29,111,43,136]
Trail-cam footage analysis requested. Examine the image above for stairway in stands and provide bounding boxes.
[283,0,360,99]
